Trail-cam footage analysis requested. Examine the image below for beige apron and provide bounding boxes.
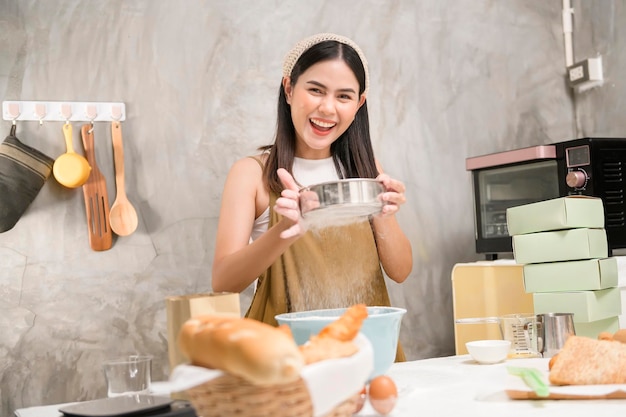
[245,186,405,362]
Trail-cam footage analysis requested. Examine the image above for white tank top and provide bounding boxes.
[250,157,339,241]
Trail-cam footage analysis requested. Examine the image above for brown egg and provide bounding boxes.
[354,385,367,413]
[368,375,398,415]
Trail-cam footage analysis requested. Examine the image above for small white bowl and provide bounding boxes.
[465,340,511,364]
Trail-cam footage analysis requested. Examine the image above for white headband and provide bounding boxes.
[282,33,370,95]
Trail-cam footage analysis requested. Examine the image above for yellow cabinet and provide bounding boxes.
[452,261,534,354]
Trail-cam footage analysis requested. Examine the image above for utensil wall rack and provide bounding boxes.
[2,101,126,123]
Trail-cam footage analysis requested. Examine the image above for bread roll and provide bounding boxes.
[317,303,368,342]
[612,329,626,343]
[549,335,626,385]
[299,336,359,365]
[297,304,367,364]
[178,315,304,385]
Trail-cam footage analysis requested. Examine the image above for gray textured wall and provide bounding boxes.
[3,0,623,414]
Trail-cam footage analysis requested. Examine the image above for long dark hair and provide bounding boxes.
[260,40,378,194]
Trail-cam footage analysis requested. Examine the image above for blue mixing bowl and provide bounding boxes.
[275,306,406,378]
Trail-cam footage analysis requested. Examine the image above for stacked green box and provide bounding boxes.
[506,196,622,338]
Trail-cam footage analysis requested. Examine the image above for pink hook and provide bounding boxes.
[60,103,72,123]
[111,105,122,121]
[34,103,46,125]
[7,103,20,124]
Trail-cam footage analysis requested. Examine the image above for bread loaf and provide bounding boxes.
[178,315,304,386]
[549,335,626,385]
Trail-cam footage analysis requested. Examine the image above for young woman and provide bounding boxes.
[211,33,412,359]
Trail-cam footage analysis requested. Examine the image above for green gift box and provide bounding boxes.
[513,228,607,264]
[523,258,618,293]
[507,196,604,236]
[533,287,622,323]
[573,316,620,339]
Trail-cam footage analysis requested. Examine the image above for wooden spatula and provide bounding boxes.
[80,124,113,251]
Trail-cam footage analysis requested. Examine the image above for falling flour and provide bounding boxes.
[302,202,383,231]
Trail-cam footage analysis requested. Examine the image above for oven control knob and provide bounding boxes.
[566,170,587,188]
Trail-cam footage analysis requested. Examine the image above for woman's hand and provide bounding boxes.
[377,173,407,216]
[274,168,308,239]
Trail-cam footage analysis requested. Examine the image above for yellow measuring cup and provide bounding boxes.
[53,123,91,188]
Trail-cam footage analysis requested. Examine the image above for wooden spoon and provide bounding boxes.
[109,121,138,236]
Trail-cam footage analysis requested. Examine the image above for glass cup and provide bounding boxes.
[498,313,541,358]
[103,355,152,397]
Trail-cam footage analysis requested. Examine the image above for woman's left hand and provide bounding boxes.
[377,173,406,216]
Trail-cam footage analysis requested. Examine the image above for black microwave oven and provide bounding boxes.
[466,137,626,259]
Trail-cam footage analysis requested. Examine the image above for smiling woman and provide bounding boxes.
[210,33,413,362]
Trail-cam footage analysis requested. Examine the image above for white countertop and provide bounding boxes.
[15,354,626,417]
[358,354,626,417]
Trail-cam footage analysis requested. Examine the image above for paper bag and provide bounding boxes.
[165,292,240,370]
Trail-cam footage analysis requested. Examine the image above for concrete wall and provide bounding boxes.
[3,0,623,413]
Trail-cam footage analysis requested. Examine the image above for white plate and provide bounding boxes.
[58,395,172,417]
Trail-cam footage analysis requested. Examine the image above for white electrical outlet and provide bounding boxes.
[566,56,603,90]
[568,65,585,82]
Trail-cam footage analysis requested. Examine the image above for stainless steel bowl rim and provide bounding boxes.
[300,178,382,191]
[299,178,385,220]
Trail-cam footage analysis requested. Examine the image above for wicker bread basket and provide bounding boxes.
[186,373,358,417]
[172,334,373,417]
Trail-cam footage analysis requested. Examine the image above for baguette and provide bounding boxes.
[178,315,304,386]
[549,335,626,385]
